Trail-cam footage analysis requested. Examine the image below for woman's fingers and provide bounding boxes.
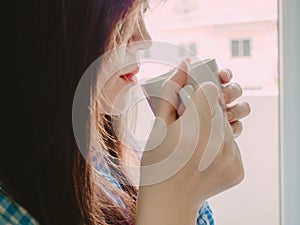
[230,121,243,138]
[226,102,251,123]
[218,69,233,84]
[222,82,243,104]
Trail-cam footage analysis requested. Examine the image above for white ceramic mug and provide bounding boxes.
[140,58,221,113]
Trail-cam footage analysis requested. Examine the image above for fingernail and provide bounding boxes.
[225,70,232,80]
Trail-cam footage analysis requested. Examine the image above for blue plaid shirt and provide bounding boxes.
[0,187,39,225]
[92,151,215,225]
[0,154,214,225]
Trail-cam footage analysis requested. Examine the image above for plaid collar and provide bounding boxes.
[0,185,39,225]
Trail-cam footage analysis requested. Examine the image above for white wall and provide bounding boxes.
[209,93,279,225]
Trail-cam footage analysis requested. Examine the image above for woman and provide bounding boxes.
[2,0,250,224]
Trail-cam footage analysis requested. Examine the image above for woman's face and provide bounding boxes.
[98,2,152,115]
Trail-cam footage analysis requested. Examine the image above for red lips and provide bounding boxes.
[120,66,140,83]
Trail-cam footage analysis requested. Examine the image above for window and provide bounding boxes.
[279,0,300,224]
[243,39,251,56]
[231,40,239,57]
[136,1,280,225]
[231,39,251,57]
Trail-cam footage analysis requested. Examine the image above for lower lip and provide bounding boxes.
[120,67,139,83]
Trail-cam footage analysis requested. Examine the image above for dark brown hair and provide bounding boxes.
[2,0,144,224]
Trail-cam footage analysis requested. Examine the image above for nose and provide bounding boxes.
[127,18,152,52]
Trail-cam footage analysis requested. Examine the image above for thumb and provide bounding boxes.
[156,58,191,125]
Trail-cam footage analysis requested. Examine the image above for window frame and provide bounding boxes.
[279,0,300,224]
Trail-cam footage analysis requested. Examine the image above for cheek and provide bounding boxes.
[96,45,139,115]
[99,76,133,115]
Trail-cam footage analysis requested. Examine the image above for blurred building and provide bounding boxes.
[144,0,278,90]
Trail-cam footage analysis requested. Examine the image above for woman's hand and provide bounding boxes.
[136,59,250,225]
[218,69,251,137]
